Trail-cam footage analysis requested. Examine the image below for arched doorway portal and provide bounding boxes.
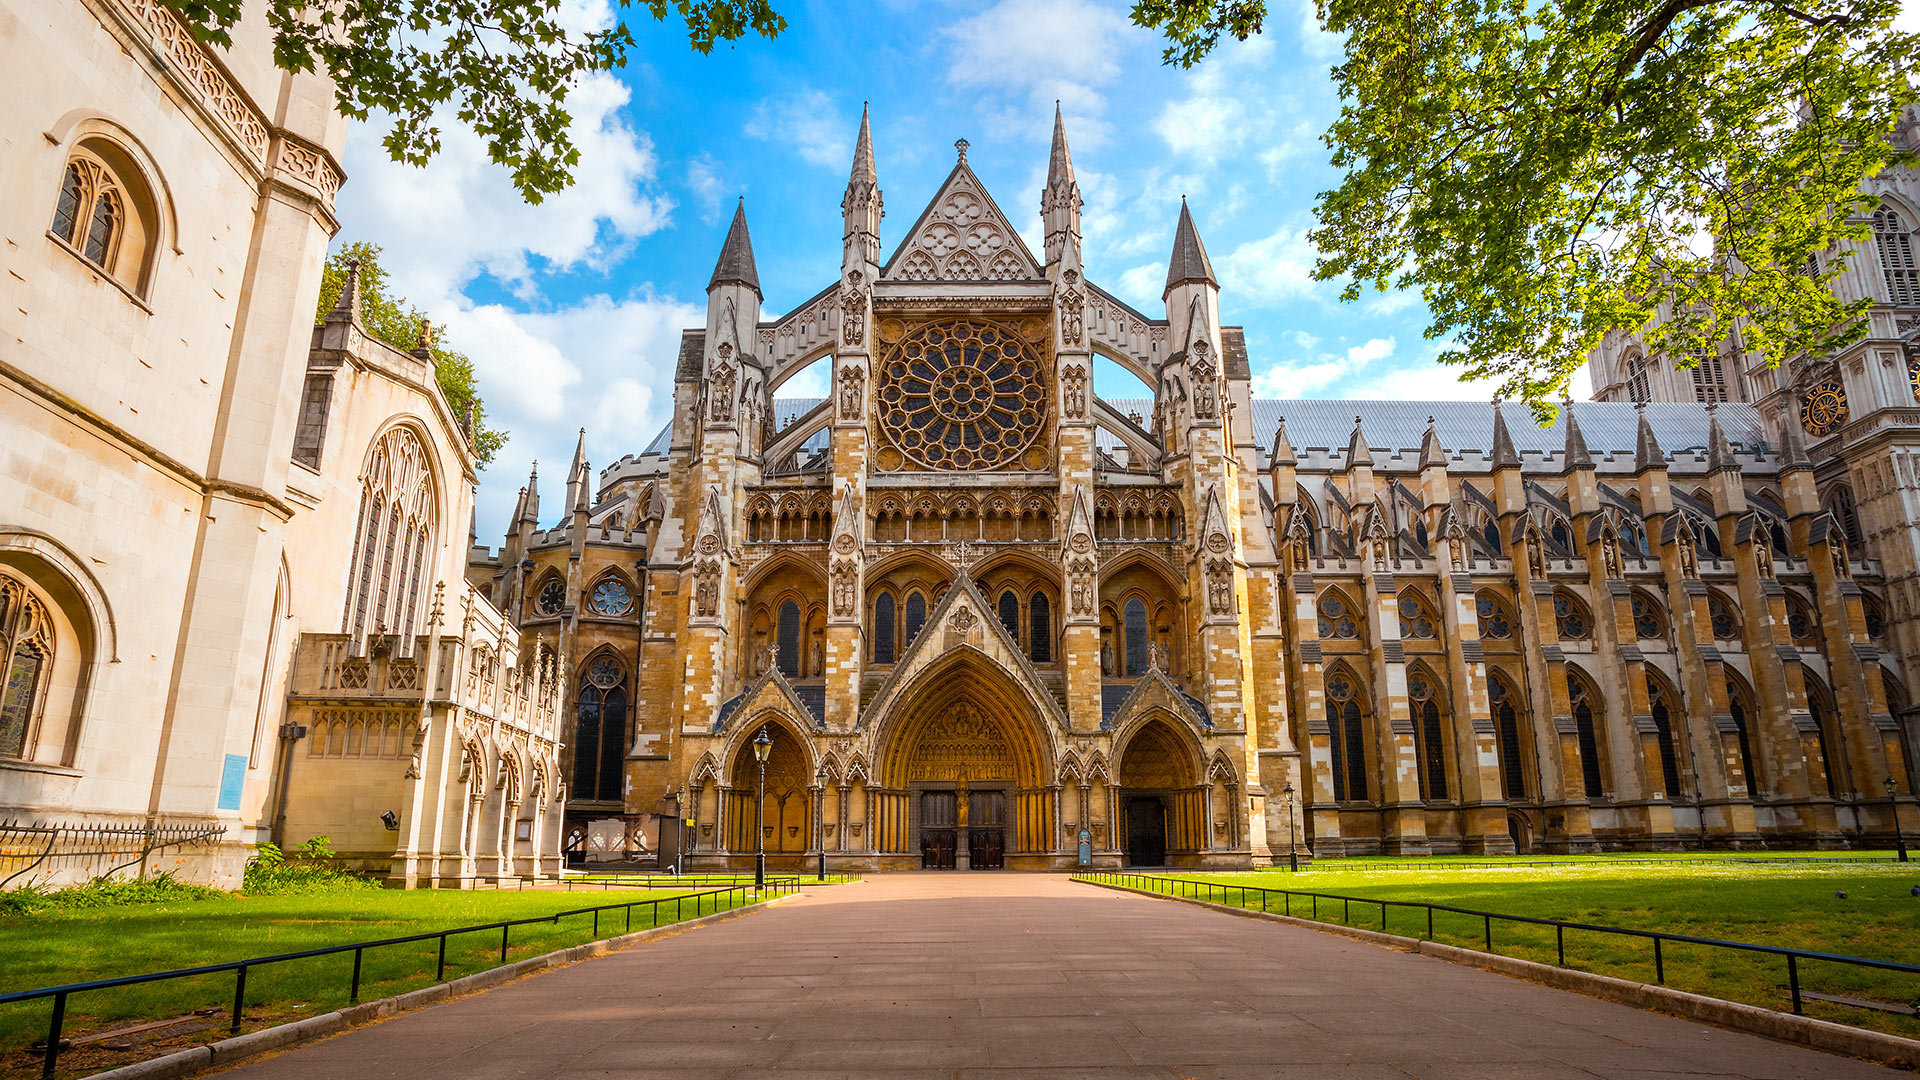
[726,718,813,869]
[874,651,1056,869]
[1116,717,1202,866]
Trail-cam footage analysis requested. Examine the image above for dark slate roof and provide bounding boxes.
[675,329,706,380]
[714,692,743,730]
[771,397,826,431]
[643,423,672,455]
[1180,690,1211,727]
[793,684,827,726]
[1091,399,1770,468]
[1101,684,1131,727]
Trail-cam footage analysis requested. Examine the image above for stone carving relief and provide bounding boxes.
[709,345,737,423]
[1061,363,1088,419]
[1058,270,1085,346]
[692,560,722,618]
[951,603,978,634]
[1675,522,1699,578]
[830,557,859,617]
[1206,556,1235,615]
[1189,339,1219,421]
[841,271,869,347]
[837,362,866,421]
[1284,507,1313,575]
[125,0,271,166]
[906,700,1017,782]
[889,177,1036,282]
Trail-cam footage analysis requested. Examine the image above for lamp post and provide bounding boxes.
[1281,781,1299,872]
[1887,777,1909,863]
[752,729,772,888]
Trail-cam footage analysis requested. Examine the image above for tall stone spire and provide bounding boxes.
[1706,404,1739,475]
[1042,102,1082,268]
[1562,405,1594,471]
[1164,198,1218,297]
[708,199,761,298]
[1489,402,1520,469]
[520,461,540,527]
[1634,403,1666,473]
[569,428,591,513]
[843,104,883,269]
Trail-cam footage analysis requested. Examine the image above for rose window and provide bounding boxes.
[877,319,1046,471]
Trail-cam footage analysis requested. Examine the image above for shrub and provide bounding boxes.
[243,836,375,895]
[0,873,224,915]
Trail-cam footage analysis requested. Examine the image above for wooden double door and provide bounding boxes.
[919,790,1006,870]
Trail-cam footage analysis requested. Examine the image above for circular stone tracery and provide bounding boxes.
[877,319,1046,471]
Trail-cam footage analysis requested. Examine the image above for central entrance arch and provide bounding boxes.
[872,650,1057,869]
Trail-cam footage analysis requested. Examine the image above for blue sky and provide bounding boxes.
[333,0,1527,538]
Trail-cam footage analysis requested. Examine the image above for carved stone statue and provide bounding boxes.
[1100,638,1114,675]
[1059,271,1085,347]
[841,270,869,346]
[1190,343,1219,421]
[1062,363,1088,419]
[837,363,865,421]
[708,356,736,423]
[1600,528,1624,578]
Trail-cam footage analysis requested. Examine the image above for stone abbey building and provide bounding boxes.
[475,109,1920,869]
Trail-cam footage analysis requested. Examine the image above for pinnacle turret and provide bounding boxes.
[1346,415,1373,467]
[1270,418,1296,467]
[1418,416,1446,470]
[569,429,591,514]
[1042,103,1082,269]
[521,461,540,527]
[1634,404,1667,473]
[1706,405,1739,475]
[1563,405,1594,471]
[326,258,362,324]
[1164,198,1218,297]
[849,103,876,188]
[1490,403,1520,469]
[842,105,883,269]
[708,199,761,298]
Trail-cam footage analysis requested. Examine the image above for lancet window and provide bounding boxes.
[1646,677,1684,798]
[1407,670,1449,801]
[1489,673,1527,799]
[573,656,628,802]
[1568,673,1605,798]
[0,575,54,760]
[1325,670,1368,802]
[872,593,897,664]
[1875,206,1919,305]
[50,143,156,294]
[1726,678,1759,794]
[342,426,438,652]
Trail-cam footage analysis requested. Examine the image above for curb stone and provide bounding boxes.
[87,895,790,1080]
[1084,879,1920,1070]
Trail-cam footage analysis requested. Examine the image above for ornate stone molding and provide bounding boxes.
[273,133,345,212]
[114,0,270,167]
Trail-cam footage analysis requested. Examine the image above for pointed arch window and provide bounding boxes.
[998,590,1021,642]
[1864,594,1888,640]
[1489,674,1527,799]
[1124,597,1149,675]
[1568,673,1605,798]
[1630,592,1666,641]
[1646,677,1684,797]
[1325,670,1368,802]
[0,575,55,760]
[342,426,438,653]
[872,593,897,664]
[1476,592,1514,640]
[573,656,628,802]
[777,600,802,677]
[1807,680,1847,796]
[1707,594,1739,641]
[904,591,926,648]
[1408,670,1449,801]
[1553,591,1591,641]
[1726,679,1759,795]
[1874,206,1919,305]
[1398,591,1438,640]
[1625,353,1651,403]
[1028,592,1051,663]
[1786,594,1821,648]
[1317,593,1359,639]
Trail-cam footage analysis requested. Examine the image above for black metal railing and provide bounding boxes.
[0,818,227,889]
[1078,872,1920,1025]
[1,880,796,1078]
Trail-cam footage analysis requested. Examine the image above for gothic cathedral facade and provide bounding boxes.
[474,109,1920,868]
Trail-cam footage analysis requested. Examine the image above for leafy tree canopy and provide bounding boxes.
[166,0,785,203]
[316,242,508,466]
[1132,0,1917,414]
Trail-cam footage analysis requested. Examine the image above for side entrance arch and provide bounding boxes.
[1115,717,1203,867]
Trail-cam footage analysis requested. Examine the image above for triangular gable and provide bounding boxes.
[880,160,1044,283]
[857,571,1068,731]
[713,664,824,733]
[1105,666,1213,734]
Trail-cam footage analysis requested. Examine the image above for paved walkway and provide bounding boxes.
[219,874,1901,1079]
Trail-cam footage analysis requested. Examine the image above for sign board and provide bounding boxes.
[217,753,247,811]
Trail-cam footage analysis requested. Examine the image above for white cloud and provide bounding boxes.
[1217,219,1326,305]
[1154,95,1247,163]
[1251,336,1396,398]
[685,153,727,224]
[943,0,1141,118]
[744,89,852,168]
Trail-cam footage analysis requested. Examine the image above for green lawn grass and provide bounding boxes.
[0,885,756,1066]
[1098,860,1920,1038]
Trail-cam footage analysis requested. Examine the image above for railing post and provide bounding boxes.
[1344,897,1350,924]
[1483,915,1491,952]
[1789,954,1802,1014]
[1427,906,1434,941]
[437,934,448,981]
[1285,892,1291,917]
[41,990,66,1080]
[231,964,248,1034]
[1556,924,1565,967]
[1653,938,1664,985]
[500,924,510,964]
[1381,902,1387,932]
[350,947,364,1003]
[593,908,599,938]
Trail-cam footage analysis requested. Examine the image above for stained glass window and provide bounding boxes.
[1568,675,1604,798]
[1647,678,1683,797]
[589,577,633,616]
[1028,592,1051,663]
[1631,594,1665,640]
[1708,595,1739,641]
[872,593,896,664]
[1490,676,1526,799]
[1398,593,1437,639]
[1325,673,1368,801]
[777,600,801,677]
[1476,593,1513,640]
[1124,598,1149,675]
[1408,672,1448,801]
[1554,592,1590,640]
[537,578,566,616]
[876,319,1047,472]
[1318,594,1359,639]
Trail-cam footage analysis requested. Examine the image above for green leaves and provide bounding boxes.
[316,242,509,467]
[1132,0,1915,414]
[162,0,785,204]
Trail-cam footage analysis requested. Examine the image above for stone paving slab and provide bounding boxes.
[213,873,1904,1079]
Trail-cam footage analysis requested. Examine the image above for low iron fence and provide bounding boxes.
[1079,872,1920,1024]
[0,818,227,889]
[0,880,797,1078]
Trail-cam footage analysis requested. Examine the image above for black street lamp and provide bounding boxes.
[1887,776,1908,863]
[1281,781,1299,872]
[752,729,773,888]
